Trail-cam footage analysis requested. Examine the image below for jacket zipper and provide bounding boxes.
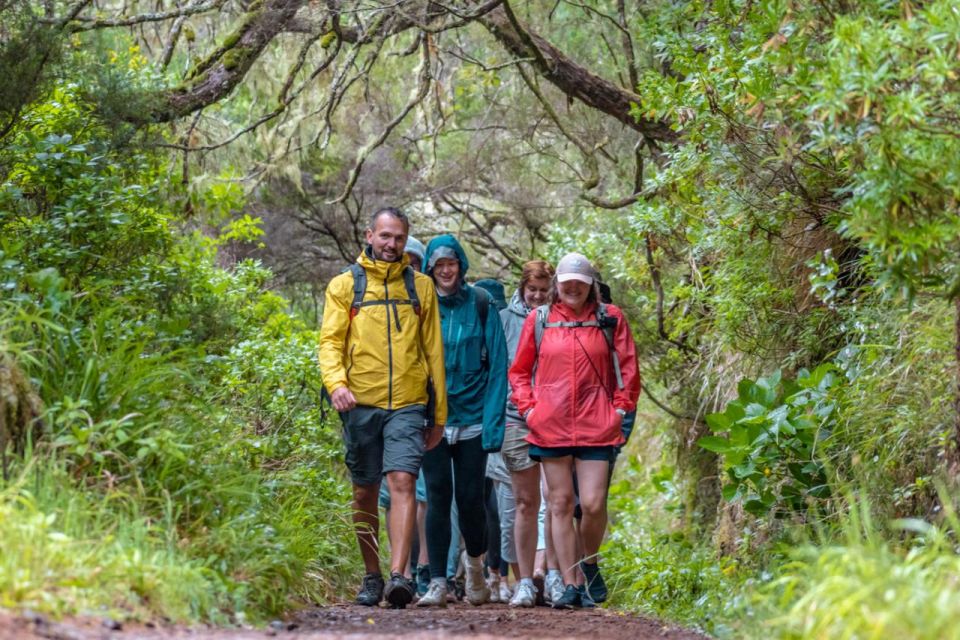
[384,271,393,409]
[346,344,355,376]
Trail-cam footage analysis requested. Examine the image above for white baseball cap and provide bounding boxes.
[555,252,595,285]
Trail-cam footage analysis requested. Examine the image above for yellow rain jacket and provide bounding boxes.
[319,248,447,425]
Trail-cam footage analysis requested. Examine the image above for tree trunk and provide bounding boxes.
[0,355,45,480]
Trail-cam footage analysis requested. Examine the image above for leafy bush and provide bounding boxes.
[698,366,840,515]
[0,85,357,623]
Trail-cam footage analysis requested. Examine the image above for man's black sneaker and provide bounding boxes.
[578,584,596,609]
[355,572,384,606]
[551,584,582,609]
[384,572,415,609]
[580,560,608,603]
[532,574,546,607]
[416,564,430,596]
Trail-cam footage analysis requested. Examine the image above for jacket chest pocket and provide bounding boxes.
[444,317,484,373]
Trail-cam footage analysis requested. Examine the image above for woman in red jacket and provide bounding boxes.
[508,252,640,609]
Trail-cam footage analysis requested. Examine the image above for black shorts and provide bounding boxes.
[527,445,616,462]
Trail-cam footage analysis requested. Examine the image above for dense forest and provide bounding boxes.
[3,0,960,637]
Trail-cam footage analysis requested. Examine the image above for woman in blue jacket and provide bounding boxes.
[416,234,508,607]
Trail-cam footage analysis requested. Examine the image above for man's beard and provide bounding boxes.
[372,247,401,262]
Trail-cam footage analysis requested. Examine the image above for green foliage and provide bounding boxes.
[0,83,356,623]
[751,495,960,640]
[699,366,839,515]
[0,6,62,135]
[0,462,228,621]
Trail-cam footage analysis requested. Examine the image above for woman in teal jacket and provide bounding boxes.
[417,234,508,607]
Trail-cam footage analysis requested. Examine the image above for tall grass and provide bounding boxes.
[0,460,227,621]
[0,285,358,623]
[754,494,960,640]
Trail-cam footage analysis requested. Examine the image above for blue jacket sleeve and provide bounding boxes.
[481,296,509,452]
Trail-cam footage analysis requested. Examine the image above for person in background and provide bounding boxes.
[475,276,515,602]
[416,234,508,608]
[404,235,432,595]
[405,236,426,273]
[499,260,555,607]
[318,209,446,609]
[474,278,508,312]
[508,253,640,609]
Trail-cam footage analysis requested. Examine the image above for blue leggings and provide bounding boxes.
[422,435,488,580]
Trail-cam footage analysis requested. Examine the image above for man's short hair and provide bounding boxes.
[369,207,410,232]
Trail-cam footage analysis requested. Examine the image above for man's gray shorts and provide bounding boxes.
[502,420,537,472]
[340,404,426,486]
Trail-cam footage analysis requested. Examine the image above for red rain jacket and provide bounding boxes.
[508,301,641,448]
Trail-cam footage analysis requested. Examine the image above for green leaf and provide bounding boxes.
[722,483,743,502]
[706,412,732,432]
[697,435,732,453]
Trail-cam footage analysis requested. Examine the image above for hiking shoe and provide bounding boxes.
[416,564,430,596]
[546,572,565,604]
[551,584,582,610]
[499,581,513,602]
[532,574,546,606]
[509,581,536,608]
[487,576,501,603]
[580,560,608,603]
[416,579,448,608]
[578,584,596,609]
[384,572,415,609]
[464,555,490,605]
[354,572,384,607]
[447,577,465,602]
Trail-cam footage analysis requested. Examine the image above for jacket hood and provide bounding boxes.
[474,279,507,311]
[424,234,469,277]
[506,289,531,318]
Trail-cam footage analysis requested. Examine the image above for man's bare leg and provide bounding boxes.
[385,471,417,575]
[352,483,381,575]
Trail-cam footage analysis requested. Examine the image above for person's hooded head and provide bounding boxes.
[404,236,426,272]
[473,279,507,311]
[424,234,469,295]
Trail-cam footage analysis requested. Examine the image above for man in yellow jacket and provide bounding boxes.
[319,207,446,609]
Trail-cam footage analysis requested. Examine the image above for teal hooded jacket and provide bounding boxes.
[424,234,508,452]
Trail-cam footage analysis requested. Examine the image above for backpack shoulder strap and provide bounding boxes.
[474,285,490,328]
[596,303,625,390]
[473,286,490,364]
[534,304,550,355]
[348,263,366,320]
[402,266,421,316]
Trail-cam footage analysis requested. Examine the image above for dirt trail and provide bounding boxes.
[2,602,708,640]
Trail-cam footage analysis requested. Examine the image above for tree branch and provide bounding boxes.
[327,33,431,204]
[149,0,307,123]
[480,5,676,141]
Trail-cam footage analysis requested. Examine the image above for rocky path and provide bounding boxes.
[2,602,708,640]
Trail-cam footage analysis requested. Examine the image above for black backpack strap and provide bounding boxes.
[402,265,421,316]
[597,304,624,391]
[474,286,490,365]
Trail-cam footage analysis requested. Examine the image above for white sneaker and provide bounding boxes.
[464,555,490,605]
[546,572,564,604]
[488,576,501,603]
[509,581,536,608]
[416,579,448,608]
[499,581,513,602]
